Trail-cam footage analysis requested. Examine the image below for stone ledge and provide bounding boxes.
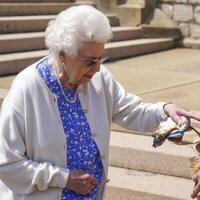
[0,88,8,107]
[110,130,199,178]
[183,38,200,48]
[142,25,181,39]
[106,166,193,200]
[159,0,177,2]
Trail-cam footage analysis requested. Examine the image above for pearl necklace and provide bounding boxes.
[56,77,78,104]
[52,60,78,104]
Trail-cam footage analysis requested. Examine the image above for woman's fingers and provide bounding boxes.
[177,108,200,121]
[191,174,200,199]
[164,103,200,124]
[88,181,96,190]
[192,174,198,182]
[79,180,96,195]
[82,182,96,194]
[66,170,98,195]
[197,191,200,200]
[80,173,98,186]
[170,114,183,125]
[89,176,98,185]
[191,183,200,199]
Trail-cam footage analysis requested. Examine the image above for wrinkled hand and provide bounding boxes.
[163,103,200,125]
[66,170,98,195]
[191,173,200,199]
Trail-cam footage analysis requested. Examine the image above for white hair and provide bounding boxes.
[45,5,113,58]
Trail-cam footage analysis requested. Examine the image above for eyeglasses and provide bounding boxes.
[79,56,109,67]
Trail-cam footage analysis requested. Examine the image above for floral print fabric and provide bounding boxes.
[36,59,103,200]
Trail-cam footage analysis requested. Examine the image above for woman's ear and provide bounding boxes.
[58,50,66,63]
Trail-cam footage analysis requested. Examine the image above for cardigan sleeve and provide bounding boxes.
[101,66,167,132]
[0,106,69,194]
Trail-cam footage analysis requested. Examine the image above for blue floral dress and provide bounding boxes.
[36,58,103,200]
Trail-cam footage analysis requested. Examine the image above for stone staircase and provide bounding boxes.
[106,130,195,199]
[0,1,192,199]
[0,0,177,76]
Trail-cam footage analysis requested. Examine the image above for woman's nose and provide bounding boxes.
[93,62,101,72]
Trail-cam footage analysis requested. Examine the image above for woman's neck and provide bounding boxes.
[48,57,76,90]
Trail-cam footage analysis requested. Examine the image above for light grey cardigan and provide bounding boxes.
[0,58,167,200]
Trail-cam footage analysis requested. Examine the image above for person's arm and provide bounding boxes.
[0,107,69,194]
[103,67,200,132]
[102,67,166,132]
[111,81,166,132]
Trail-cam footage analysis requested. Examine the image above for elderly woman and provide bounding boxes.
[0,5,200,200]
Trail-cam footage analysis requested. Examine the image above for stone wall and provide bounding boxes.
[159,0,200,48]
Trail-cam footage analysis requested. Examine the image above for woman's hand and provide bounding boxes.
[163,103,200,125]
[66,169,98,195]
[191,173,200,199]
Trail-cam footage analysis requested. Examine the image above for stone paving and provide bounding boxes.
[106,48,200,111]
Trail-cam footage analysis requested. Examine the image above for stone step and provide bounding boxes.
[0,38,175,76]
[0,50,47,76]
[0,2,95,16]
[0,88,8,108]
[0,14,119,34]
[0,0,74,2]
[0,32,45,54]
[117,4,146,26]
[142,25,181,39]
[107,13,120,27]
[0,75,15,89]
[117,1,157,27]
[106,166,193,200]
[105,38,175,61]
[110,131,195,179]
[127,0,145,6]
[112,26,142,42]
[0,27,142,54]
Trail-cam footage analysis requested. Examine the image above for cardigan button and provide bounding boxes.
[83,108,88,114]
[53,95,57,102]
[92,132,97,138]
[100,155,106,160]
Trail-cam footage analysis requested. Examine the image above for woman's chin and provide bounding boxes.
[78,76,93,85]
[80,79,91,85]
